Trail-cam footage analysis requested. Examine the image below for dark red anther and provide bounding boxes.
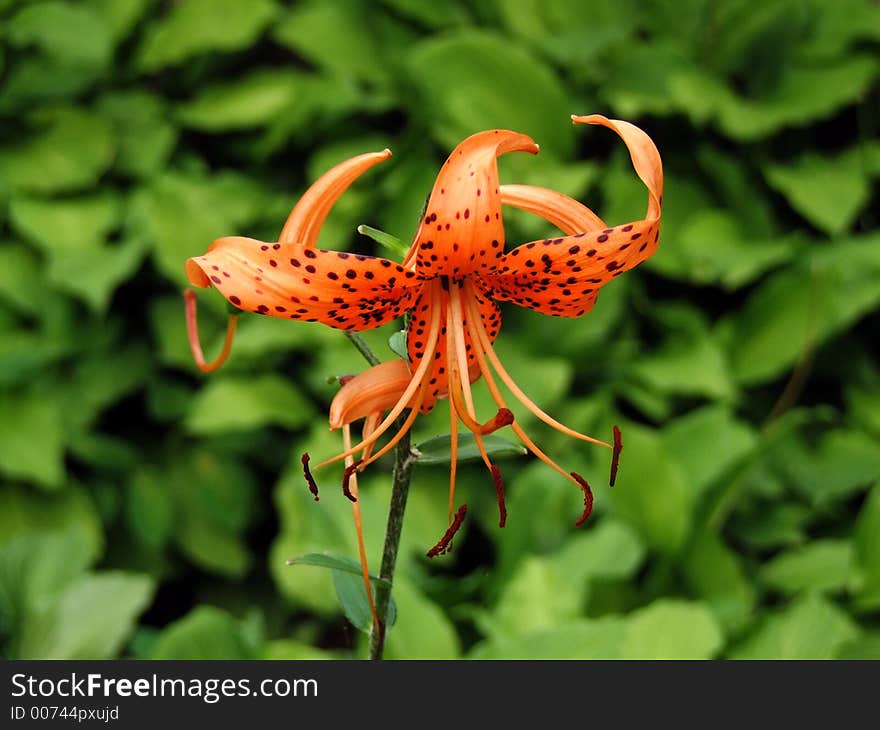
[302,453,319,501]
[476,407,515,435]
[342,459,363,502]
[337,374,356,386]
[571,472,594,527]
[491,465,507,528]
[610,425,623,487]
[426,504,468,558]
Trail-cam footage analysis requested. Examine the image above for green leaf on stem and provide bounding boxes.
[388,330,408,359]
[413,433,527,465]
[358,225,409,259]
[288,552,396,633]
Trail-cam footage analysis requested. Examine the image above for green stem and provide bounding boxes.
[342,330,416,660]
[369,424,416,660]
[344,331,381,367]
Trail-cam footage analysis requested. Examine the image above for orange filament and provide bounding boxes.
[461,285,598,525]
[445,287,495,474]
[461,281,611,450]
[183,289,238,373]
[447,399,459,524]
[301,453,319,501]
[352,383,426,473]
[342,425,380,634]
[315,280,444,469]
[426,504,468,558]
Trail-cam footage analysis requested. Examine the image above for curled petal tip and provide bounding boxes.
[382,148,392,157]
[185,258,210,288]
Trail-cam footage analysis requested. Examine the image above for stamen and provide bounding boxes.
[315,281,443,469]
[462,290,600,525]
[302,453,319,501]
[491,465,507,528]
[448,399,459,524]
[342,459,363,502]
[462,281,611,450]
[570,472,594,527]
[355,384,426,471]
[610,425,623,486]
[342,425,379,633]
[426,504,468,558]
[183,289,238,373]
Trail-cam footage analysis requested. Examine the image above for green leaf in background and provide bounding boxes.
[127,469,175,551]
[0,107,115,194]
[662,405,757,501]
[663,208,799,289]
[18,572,154,660]
[407,31,574,157]
[414,433,527,466]
[149,606,257,660]
[97,91,178,179]
[608,424,693,555]
[136,0,279,72]
[487,520,644,640]
[488,555,582,639]
[760,539,853,596]
[9,192,121,252]
[628,305,735,401]
[185,374,315,434]
[473,599,721,659]
[764,146,877,236]
[170,450,257,578]
[853,482,880,609]
[178,70,306,132]
[727,235,880,384]
[0,393,65,489]
[496,0,638,68]
[383,577,460,659]
[85,0,149,43]
[682,530,756,633]
[273,1,389,85]
[620,600,723,660]
[728,593,860,659]
[129,169,273,283]
[0,244,42,316]
[6,0,113,69]
[711,56,879,141]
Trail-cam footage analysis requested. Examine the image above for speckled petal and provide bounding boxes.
[484,116,662,318]
[411,130,539,278]
[186,236,422,331]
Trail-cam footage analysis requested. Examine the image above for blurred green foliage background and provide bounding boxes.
[1,0,879,660]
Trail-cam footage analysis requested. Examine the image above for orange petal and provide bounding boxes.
[484,116,663,318]
[185,236,422,331]
[411,130,538,278]
[329,359,414,429]
[500,184,606,234]
[279,149,392,247]
[572,114,662,220]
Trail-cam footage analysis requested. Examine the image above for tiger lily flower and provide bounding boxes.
[185,114,662,629]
